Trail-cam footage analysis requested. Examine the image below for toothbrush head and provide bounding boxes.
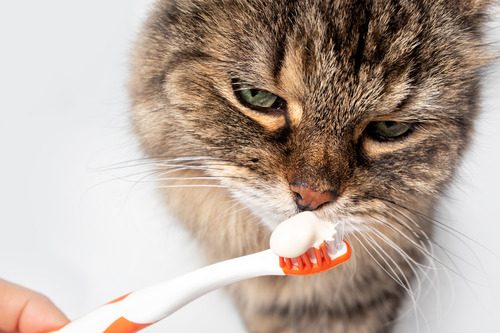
[269,211,351,275]
[279,240,351,275]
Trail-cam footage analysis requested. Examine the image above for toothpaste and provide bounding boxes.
[269,211,337,258]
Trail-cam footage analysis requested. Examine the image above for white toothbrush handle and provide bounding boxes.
[125,249,283,323]
[54,250,282,333]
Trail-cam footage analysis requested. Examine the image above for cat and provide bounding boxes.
[129,0,492,332]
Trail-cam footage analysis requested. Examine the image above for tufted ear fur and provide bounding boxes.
[451,0,494,38]
[461,0,493,14]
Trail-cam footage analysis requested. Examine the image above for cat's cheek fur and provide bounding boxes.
[226,183,296,229]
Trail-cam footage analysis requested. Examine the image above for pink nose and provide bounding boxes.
[290,185,337,211]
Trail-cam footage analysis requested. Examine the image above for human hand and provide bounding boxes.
[0,279,68,333]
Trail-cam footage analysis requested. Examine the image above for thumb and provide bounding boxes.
[0,279,69,333]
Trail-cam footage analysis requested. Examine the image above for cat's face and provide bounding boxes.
[131,0,489,232]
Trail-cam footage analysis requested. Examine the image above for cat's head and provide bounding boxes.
[130,0,490,232]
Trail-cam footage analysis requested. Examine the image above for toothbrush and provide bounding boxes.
[51,215,351,333]
[51,241,350,333]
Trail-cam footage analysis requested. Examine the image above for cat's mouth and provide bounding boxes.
[265,210,364,238]
[223,175,374,238]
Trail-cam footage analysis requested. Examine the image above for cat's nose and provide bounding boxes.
[290,184,337,211]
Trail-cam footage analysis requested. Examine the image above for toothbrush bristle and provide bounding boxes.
[279,241,351,276]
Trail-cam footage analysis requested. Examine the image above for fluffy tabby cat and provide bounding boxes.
[129,0,491,332]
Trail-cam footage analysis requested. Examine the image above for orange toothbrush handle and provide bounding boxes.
[103,317,151,333]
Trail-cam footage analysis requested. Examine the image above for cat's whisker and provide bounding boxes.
[221,198,248,216]
[349,230,409,294]
[363,231,418,295]
[156,176,238,182]
[83,166,168,192]
[355,230,429,333]
[370,212,474,284]
[367,226,441,308]
[361,231,427,333]
[352,231,428,333]
[364,205,479,325]
[91,155,223,171]
[382,239,441,333]
[379,200,488,278]
[368,215,448,271]
[157,184,230,189]
[342,222,363,279]
[418,233,454,322]
[155,160,233,167]
[108,163,244,185]
[379,196,497,262]
[368,226,433,276]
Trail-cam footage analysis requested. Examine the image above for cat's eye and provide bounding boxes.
[365,121,413,141]
[233,81,286,112]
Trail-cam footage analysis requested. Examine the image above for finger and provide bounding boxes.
[0,279,68,333]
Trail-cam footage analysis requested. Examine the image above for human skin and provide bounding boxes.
[0,279,68,333]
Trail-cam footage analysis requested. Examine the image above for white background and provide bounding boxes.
[0,1,499,332]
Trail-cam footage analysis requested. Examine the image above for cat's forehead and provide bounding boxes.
[143,0,487,136]
[222,0,424,127]
[196,0,484,129]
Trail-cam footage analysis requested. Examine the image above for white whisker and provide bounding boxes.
[158,184,230,189]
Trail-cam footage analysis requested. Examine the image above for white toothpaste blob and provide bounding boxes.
[269,211,337,258]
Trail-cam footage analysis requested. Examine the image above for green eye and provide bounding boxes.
[233,81,285,111]
[366,121,413,141]
[239,85,277,107]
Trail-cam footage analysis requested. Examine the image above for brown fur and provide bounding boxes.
[129,1,492,332]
